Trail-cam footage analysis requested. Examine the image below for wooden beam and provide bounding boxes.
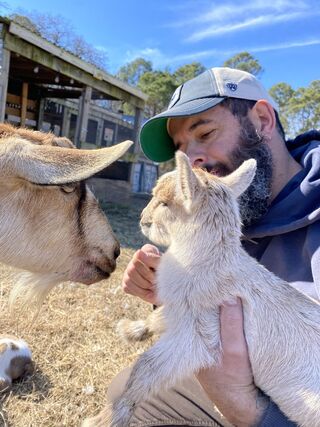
[40,88,83,99]
[20,82,28,126]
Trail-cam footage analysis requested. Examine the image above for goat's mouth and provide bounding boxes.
[71,260,114,285]
[94,266,111,280]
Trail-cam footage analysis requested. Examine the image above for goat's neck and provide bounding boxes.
[168,223,242,270]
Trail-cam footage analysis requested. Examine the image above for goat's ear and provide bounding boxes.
[220,159,257,197]
[0,139,133,184]
[175,151,199,210]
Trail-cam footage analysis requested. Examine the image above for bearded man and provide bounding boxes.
[111,68,320,426]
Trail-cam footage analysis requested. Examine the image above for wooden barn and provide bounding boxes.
[0,16,157,204]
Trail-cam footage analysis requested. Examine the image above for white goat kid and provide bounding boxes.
[0,124,132,389]
[86,151,320,427]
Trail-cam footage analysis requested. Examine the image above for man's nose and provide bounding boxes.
[186,144,207,167]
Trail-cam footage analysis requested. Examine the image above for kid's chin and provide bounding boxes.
[150,233,170,248]
[140,224,170,247]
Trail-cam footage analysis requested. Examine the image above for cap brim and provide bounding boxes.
[140,97,225,162]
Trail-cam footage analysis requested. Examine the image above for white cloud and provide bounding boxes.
[123,46,208,69]
[121,39,320,69]
[124,47,164,66]
[165,0,319,42]
[191,39,320,61]
[187,11,315,42]
[94,45,109,53]
[246,39,320,53]
[199,39,320,60]
[191,0,308,24]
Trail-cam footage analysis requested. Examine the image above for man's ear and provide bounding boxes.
[175,151,199,210]
[250,100,275,138]
[220,159,257,197]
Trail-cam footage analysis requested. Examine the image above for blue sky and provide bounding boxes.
[3,0,320,90]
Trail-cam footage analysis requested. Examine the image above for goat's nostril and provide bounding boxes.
[114,246,121,259]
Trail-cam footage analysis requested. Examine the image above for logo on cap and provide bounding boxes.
[168,85,182,109]
[226,82,238,92]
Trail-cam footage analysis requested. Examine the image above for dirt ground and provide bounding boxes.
[0,200,153,427]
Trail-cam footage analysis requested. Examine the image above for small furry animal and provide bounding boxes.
[0,335,33,391]
[84,151,320,427]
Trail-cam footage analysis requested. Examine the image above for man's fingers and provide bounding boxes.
[123,279,155,303]
[122,266,154,291]
[120,246,161,305]
[137,249,161,270]
[128,255,156,285]
[141,244,160,255]
[220,297,247,357]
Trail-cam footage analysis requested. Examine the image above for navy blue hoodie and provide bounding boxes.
[244,130,320,300]
[243,131,320,426]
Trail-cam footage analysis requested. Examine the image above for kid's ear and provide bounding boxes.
[175,151,199,211]
[220,159,257,197]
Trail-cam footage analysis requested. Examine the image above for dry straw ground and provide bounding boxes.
[0,199,153,427]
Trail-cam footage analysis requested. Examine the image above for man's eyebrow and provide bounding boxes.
[189,119,213,131]
[171,118,214,149]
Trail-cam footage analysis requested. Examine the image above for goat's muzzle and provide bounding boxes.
[71,244,120,285]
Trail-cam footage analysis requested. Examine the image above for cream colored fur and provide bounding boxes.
[0,124,132,388]
[116,305,165,342]
[85,151,320,427]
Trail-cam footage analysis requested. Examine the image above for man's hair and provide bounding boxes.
[220,98,285,140]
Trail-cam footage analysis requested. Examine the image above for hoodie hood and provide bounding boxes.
[244,130,320,239]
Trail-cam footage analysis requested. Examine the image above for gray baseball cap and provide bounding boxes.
[140,67,278,162]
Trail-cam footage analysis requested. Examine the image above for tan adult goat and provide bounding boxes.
[0,123,132,390]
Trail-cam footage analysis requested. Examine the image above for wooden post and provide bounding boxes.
[61,106,71,137]
[74,95,83,148]
[132,106,143,153]
[37,98,45,130]
[75,86,92,147]
[95,118,103,148]
[0,47,10,122]
[129,106,144,189]
[20,82,28,127]
[113,122,119,144]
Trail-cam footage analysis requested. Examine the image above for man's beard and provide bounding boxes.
[232,118,273,228]
[204,117,273,228]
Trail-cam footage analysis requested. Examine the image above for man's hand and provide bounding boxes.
[197,298,268,427]
[122,244,161,305]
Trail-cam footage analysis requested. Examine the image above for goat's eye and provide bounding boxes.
[60,184,77,194]
[159,201,168,207]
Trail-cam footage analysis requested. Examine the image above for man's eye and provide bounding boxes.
[201,130,213,139]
